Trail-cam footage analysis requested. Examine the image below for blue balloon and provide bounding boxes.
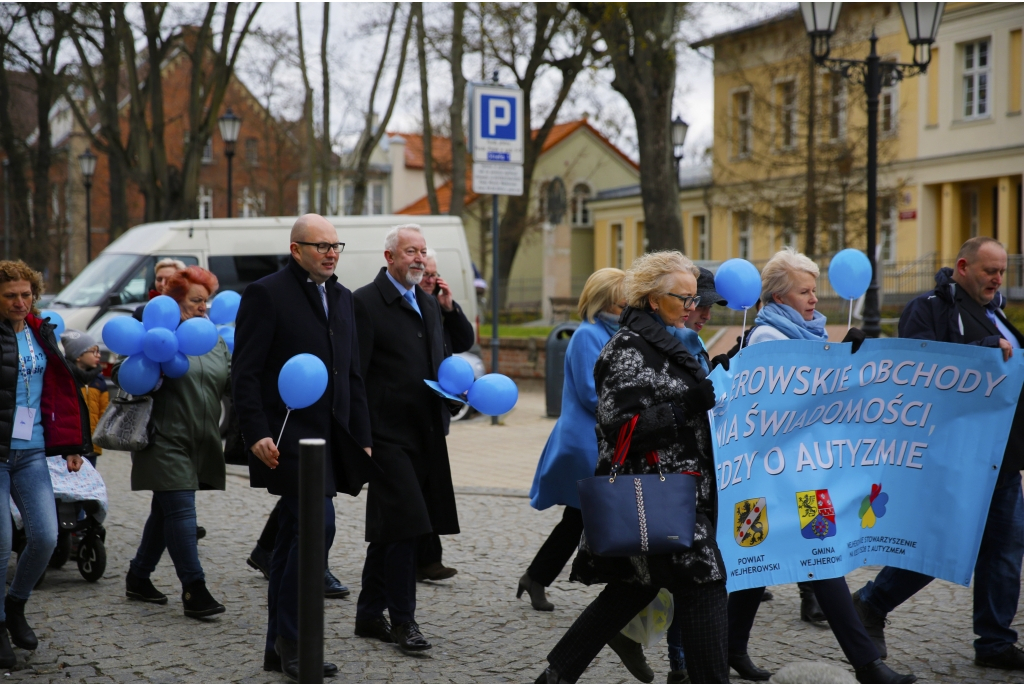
[118,353,161,395]
[218,326,235,354]
[161,352,190,378]
[209,290,242,325]
[102,316,146,356]
[438,356,475,395]
[278,353,328,409]
[143,295,181,331]
[467,373,519,416]
[828,248,872,300]
[175,317,219,356]
[40,310,65,337]
[142,327,179,363]
[715,259,762,311]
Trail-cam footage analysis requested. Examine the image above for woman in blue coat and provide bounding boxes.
[520,268,625,612]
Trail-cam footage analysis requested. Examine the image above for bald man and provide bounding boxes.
[232,214,373,680]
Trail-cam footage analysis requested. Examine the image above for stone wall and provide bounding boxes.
[490,337,547,379]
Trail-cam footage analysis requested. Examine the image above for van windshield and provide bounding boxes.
[52,254,143,307]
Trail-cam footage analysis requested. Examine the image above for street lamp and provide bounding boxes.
[671,115,689,188]
[800,2,944,337]
[78,148,97,264]
[217,107,242,218]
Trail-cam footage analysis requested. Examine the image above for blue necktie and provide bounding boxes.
[404,289,422,318]
[317,284,328,318]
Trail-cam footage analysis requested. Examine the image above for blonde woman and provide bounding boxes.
[522,268,627,610]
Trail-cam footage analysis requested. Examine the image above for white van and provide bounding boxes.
[48,215,478,338]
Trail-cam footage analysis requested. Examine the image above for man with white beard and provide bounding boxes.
[351,224,461,654]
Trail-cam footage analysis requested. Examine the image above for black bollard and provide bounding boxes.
[298,438,325,684]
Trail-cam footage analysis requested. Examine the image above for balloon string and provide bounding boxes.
[277,408,291,447]
[740,308,749,351]
[848,299,854,333]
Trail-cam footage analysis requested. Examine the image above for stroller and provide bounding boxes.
[11,456,108,583]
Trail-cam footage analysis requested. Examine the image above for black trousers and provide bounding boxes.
[547,579,729,684]
[257,499,283,551]
[728,578,879,669]
[416,532,443,567]
[527,506,584,587]
[356,539,418,625]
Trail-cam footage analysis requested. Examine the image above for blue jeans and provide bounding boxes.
[859,471,1024,658]
[130,490,204,587]
[0,449,58,619]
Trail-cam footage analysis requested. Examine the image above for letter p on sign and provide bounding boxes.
[482,95,516,139]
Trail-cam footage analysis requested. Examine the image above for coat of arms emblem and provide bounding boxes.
[734,497,768,547]
[797,489,837,540]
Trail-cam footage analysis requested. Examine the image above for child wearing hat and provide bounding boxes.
[61,329,108,467]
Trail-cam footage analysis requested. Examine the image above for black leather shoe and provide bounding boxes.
[0,623,14,669]
[247,544,271,580]
[799,584,827,623]
[274,636,300,682]
[852,589,888,659]
[517,572,554,611]
[976,644,1024,670]
[196,525,206,541]
[729,653,771,681]
[761,589,774,601]
[263,647,338,677]
[854,658,916,683]
[355,615,394,643]
[607,632,654,683]
[666,670,690,684]
[391,620,431,653]
[125,570,168,604]
[4,596,36,650]
[536,666,564,683]
[418,562,458,581]
[324,569,350,598]
[182,580,225,619]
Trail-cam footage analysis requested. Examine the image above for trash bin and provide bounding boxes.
[545,322,579,418]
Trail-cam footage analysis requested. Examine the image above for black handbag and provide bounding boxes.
[92,390,153,452]
[577,414,697,557]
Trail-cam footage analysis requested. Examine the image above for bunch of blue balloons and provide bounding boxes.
[435,356,519,416]
[102,296,219,395]
[209,290,240,353]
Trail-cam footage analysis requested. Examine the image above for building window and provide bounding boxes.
[343,184,354,215]
[571,183,592,226]
[198,186,213,219]
[879,197,896,262]
[695,215,708,261]
[779,81,797,148]
[734,90,752,157]
[829,76,846,140]
[240,187,265,218]
[962,39,990,119]
[825,200,843,253]
[328,182,339,215]
[611,223,624,269]
[370,183,385,215]
[298,183,309,215]
[778,207,797,251]
[201,137,214,164]
[881,80,898,134]
[245,138,259,166]
[966,189,980,237]
[736,211,751,260]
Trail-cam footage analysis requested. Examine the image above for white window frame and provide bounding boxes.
[197,186,213,219]
[201,137,214,164]
[696,215,708,261]
[571,183,593,227]
[732,88,753,158]
[737,211,751,260]
[881,79,899,136]
[829,75,847,141]
[961,39,990,120]
[778,79,798,149]
[879,197,897,263]
[245,138,259,166]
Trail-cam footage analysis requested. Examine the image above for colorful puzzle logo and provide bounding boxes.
[797,489,836,540]
[859,483,889,528]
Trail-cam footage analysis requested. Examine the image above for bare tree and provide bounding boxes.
[349,2,413,217]
[294,3,315,213]
[580,2,685,252]
[0,11,33,265]
[413,2,439,215]
[318,2,330,214]
[447,3,467,219]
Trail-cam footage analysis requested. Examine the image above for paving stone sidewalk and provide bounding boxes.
[4,385,1023,683]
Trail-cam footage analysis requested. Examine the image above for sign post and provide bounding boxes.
[469,75,524,424]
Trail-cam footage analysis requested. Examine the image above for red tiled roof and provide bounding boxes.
[391,132,454,171]
[396,176,480,215]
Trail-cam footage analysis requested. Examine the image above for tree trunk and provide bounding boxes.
[414,3,439,215]
[447,2,467,218]
[295,3,315,214]
[0,35,33,263]
[319,2,330,214]
[805,54,818,256]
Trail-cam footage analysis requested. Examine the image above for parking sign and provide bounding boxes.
[470,84,524,165]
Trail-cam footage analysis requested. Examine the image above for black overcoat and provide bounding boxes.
[232,257,373,498]
[353,267,459,544]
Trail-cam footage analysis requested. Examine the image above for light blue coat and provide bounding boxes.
[529,319,616,510]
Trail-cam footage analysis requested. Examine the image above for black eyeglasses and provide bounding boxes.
[295,241,345,254]
[665,293,701,308]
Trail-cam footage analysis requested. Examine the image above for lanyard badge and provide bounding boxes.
[18,330,37,402]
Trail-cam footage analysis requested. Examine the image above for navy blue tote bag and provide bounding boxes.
[577,414,697,557]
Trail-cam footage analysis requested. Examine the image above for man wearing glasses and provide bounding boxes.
[351,224,461,654]
[232,214,373,680]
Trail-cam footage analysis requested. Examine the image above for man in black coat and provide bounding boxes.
[352,223,459,654]
[232,214,372,680]
[853,236,1024,671]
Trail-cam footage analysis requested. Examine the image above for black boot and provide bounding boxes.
[247,544,271,580]
[0,624,14,669]
[4,596,36,650]
[854,658,916,683]
[607,632,655,683]
[799,583,826,623]
[125,570,168,604]
[729,653,771,681]
[852,590,888,659]
[181,580,225,619]
[536,666,565,683]
[263,645,338,677]
[517,572,554,611]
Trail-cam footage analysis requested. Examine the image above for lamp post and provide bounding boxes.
[218,107,242,218]
[671,115,689,188]
[78,148,97,264]
[801,2,943,337]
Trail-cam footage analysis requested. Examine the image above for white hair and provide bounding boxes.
[425,247,437,260]
[385,223,423,252]
[155,258,187,273]
[760,247,820,304]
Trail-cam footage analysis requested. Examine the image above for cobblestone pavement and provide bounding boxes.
[5,386,1024,683]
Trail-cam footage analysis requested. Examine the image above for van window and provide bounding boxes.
[111,255,200,306]
[53,253,198,307]
[209,255,290,293]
